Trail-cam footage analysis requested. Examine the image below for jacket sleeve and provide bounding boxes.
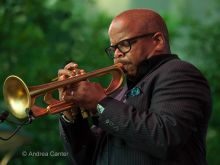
[59,114,98,165]
[98,61,212,159]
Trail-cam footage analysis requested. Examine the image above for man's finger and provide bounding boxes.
[64,62,78,70]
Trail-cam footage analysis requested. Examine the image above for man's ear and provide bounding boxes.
[152,32,166,51]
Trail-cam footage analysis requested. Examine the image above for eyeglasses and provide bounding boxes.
[105,32,156,59]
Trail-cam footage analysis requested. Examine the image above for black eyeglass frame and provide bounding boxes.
[105,32,156,59]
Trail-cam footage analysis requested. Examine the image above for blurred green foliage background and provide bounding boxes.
[0,0,219,164]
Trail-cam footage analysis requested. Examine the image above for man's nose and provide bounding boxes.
[114,48,124,59]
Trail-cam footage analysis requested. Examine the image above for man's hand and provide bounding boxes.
[63,81,107,114]
[58,62,85,121]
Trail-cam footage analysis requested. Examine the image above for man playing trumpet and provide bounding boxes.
[58,9,212,165]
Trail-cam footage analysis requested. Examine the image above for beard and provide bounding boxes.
[123,64,138,81]
[114,59,138,81]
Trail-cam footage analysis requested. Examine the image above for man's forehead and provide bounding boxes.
[109,20,144,39]
[108,22,130,44]
[109,19,126,32]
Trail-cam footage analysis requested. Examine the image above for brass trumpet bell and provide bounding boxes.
[3,63,124,120]
[3,76,31,119]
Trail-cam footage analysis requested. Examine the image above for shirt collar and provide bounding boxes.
[126,54,179,89]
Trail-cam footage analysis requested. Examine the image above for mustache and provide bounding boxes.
[114,60,130,73]
[114,59,130,65]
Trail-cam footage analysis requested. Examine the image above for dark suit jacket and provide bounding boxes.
[59,54,212,165]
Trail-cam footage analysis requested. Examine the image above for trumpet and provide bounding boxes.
[3,63,124,120]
